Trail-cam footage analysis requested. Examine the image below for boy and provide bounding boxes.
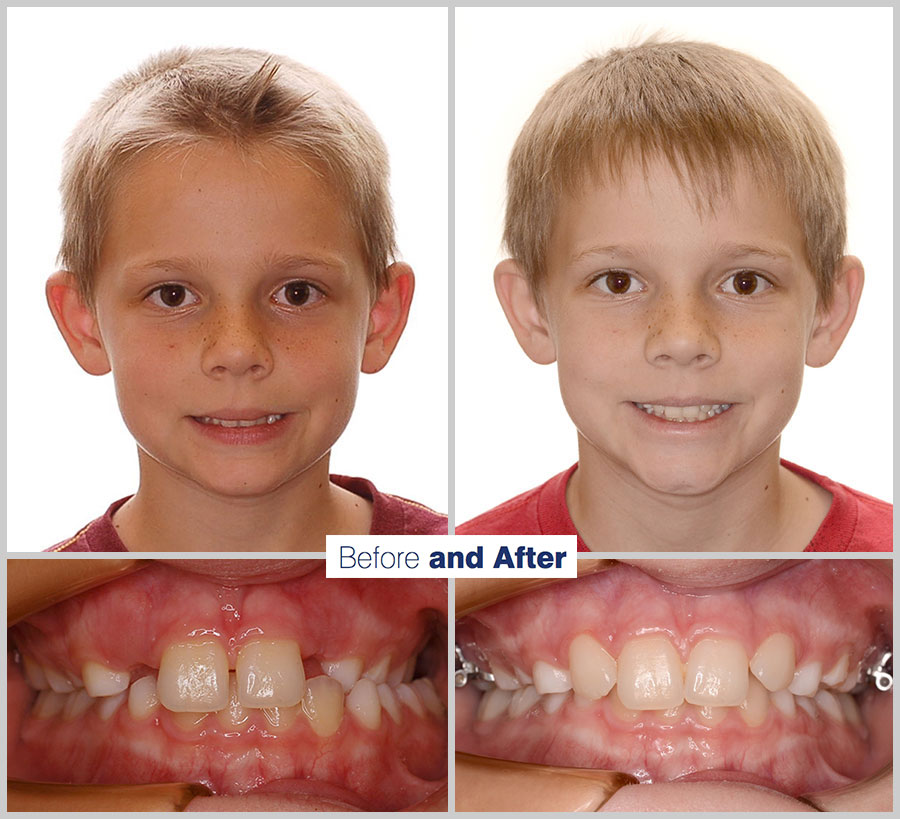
[458,40,891,551]
[45,47,446,551]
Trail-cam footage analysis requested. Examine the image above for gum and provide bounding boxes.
[8,564,448,809]
[455,560,892,796]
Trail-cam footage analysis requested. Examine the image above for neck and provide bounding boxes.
[112,451,372,552]
[568,437,831,552]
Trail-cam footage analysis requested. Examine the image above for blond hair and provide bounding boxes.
[60,47,396,304]
[505,40,845,305]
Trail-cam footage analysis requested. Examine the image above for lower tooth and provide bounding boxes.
[695,704,728,726]
[507,684,541,718]
[22,657,50,691]
[770,688,796,718]
[171,711,209,730]
[62,690,95,720]
[128,676,160,720]
[216,673,249,729]
[814,689,844,722]
[739,677,769,727]
[839,693,862,725]
[347,678,382,730]
[395,682,426,718]
[377,683,403,724]
[302,676,344,737]
[796,696,818,718]
[96,691,127,721]
[477,688,512,722]
[262,704,300,733]
[542,691,569,714]
[788,661,822,697]
[32,690,67,719]
[412,678,445,717]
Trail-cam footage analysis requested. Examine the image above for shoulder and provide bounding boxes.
[331,475,448,535]
[785,462,893,552]
[457,466,577,536]
[46,498,131,553]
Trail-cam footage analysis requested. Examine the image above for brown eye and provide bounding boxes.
[274,280,324,308]
[724,271,771,296]
[593,270,639,295]
[148,284,197,309]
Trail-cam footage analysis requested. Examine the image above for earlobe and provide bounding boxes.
[361,262,415,374]
[806,256,865,368]
[46,271,111,375]
[494,259,556,364]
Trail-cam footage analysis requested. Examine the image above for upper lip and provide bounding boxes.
[633,398,733,406]
[192,409,285,420]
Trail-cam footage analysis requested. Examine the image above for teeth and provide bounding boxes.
[171,711,209,731]
[839,693,862,725]
[158,641,228,712]
[491,665,522,691]
[412,678,445,717]
[261,705,300,733]
[44,667,77,694]
[695,704,727,726]
[363,655,391,685]
[821,654,850,687]
[62,690,95,720]
[569,634,617,700]
[616,636,683,710]
[637,403,731,421]
[770,688,796,719]
[685,638,748,706]
[216,673,249,728]
[514,666,533,686]
[377,683,403,724]
[22,656,50,690]
[750,633,796,692]
[346,678,381,730]
[32,690,67,719]
[236,640,305,708]
[738,677,769,727]
[127,676,160,720]
[796,696,817,719]
[82,661,130,698]
[814,689,844,722]
[395,682,426,718]
[198,414,283,427]
[301,676,344,737]
[532,661,572,695]
[788,661,822,697]
[507,684,541,718]
[96,691,127,721]
[542,691,569,714]
[477,687,512,722]
[321,657,363,693]
[609,685,640,722]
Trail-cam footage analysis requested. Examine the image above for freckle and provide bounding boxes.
[780,389,784,394]
[764,484,768,491]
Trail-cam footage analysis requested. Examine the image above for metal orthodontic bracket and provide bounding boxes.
[863,648,892,692]
[455,644,495,690]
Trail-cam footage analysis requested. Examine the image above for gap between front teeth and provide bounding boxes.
[635,403,731,421]
[197,414,283,427]
[473,631,869,729]
[21,640,443,737]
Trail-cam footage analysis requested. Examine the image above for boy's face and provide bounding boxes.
[526,159,830,496]
[81,142,382,498]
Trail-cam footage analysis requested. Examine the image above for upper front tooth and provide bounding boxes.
[569,633,617,700]
[158,641,228,712]
[236,640,306,708]
[216,673,249,728]
[663,406,684,420]
[44,667,77,694]
[685,638,749,706]
[302,675,344,737]
[532,661,572,694]
[363,655,391,685]
[750,633,796,692]
[128,675,160,720]
[82,661,130,698]
[489,665,521,691]
[821,654,850,687]
[788,661,822,697]
[617,636,683,710]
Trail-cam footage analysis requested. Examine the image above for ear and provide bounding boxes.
[494,259,556,364]
[806,256,864,368]
[361,262,415,374]
[46,271,111,375]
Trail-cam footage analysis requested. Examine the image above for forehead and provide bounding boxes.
[548,157,807,272]
[99,141,364,276]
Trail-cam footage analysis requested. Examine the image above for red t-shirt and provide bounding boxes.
[49,475,447,552]
[457,461,892,552]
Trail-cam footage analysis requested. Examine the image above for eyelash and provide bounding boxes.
[589,270,644,296]
[145,280,326,310]
[588,270,774,297]
[720,270,774,296]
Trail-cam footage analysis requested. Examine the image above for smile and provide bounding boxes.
[634,403,732,422]
[195,414,284,427]
[456,560,891,799]
[8,561,448,811]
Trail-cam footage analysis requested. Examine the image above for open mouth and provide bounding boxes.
[194,414,285,428]
[8,560,448,811]
[633,403,732,422]
[456,560,891,806]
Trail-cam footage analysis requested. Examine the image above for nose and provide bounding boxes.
[644,290,720,367]
[200,303,274,378]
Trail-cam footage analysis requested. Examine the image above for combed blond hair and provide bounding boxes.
[60,47,396,305]
[505,40,846,305]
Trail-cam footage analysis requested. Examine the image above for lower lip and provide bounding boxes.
[188,415,291,445]
[631,403,734,430]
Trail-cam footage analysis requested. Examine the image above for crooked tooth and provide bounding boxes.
[44,667,77,694]
[377,683,402,724]
[395,682,426,718]
[569,634,616,700]
[796,696,817,718]
[82,661,130,698]
[839,693,862,726]
[363,655,391,685]
[96,691,127,721]
[788,661,822,697]
[22,656,50,690]
[532,661,572,695]
[542,691,569,714]
[738,677,769,727]
[490,665,522,691]
[412,678,445,717]
[770,688,796,719]
[321,657,363,693]
[236,640,305,708]
[507,684,541,718]
[617,636,683,710]
[476,687,512,722]
[62,690,95,720]
[128,676,160,720]
[750,633,796,692]
[814,689,843,722]
[685,638,748,707]
[821,654,850,687]
[346,678,381,730]
[32,690,67,719]
[158,641,228,712]
[216,673,249,728]
[302,676,344,737]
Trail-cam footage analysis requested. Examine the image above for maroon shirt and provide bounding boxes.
[49,475,447,552]
[457,461,892,552]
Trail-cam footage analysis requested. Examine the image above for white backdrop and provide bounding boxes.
[7,7,448,550]
[455,7,893,525]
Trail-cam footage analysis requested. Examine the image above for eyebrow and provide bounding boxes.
[122,253,350,278]
[569,242,796,266]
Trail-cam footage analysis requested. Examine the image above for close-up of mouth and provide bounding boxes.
[8,559,448,811]
[188,412,292,444]
[455,559,892,810]
[632,402,733,423]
